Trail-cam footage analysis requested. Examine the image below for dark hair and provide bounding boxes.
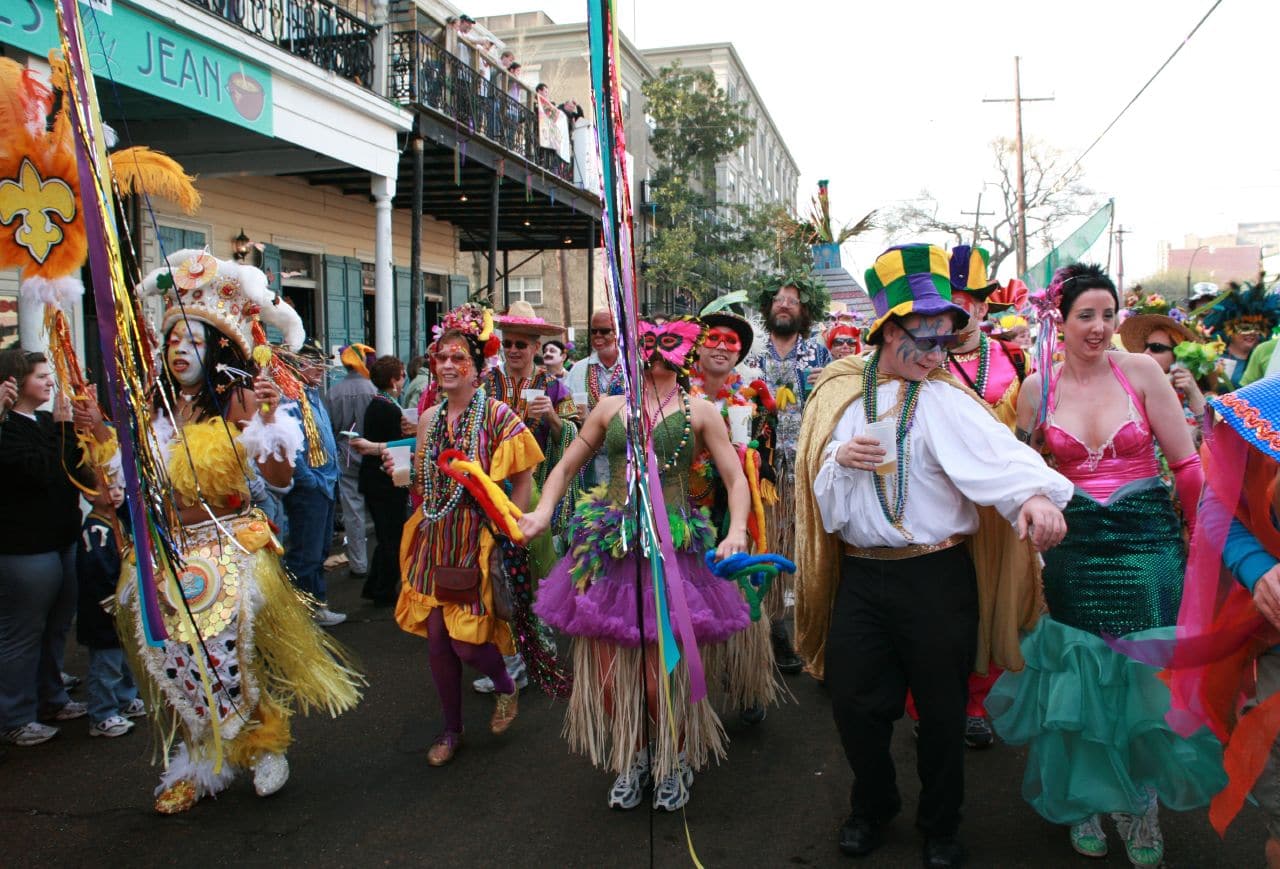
[508,63,521,72]
[542,339,566,355]
[407,355,427,380]
[157,320,252,422]
[436,329,487,374]
[0,348,46,389]
[536,83,548,93]
[765,288,813,338]
[369,355,406,390]
[1056,263,1118,317]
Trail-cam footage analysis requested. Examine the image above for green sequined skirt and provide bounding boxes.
[1042,478,1185,637]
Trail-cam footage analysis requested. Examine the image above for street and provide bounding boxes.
[1,565,1262,868]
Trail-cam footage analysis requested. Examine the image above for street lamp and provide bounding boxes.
[1185,244,1208,301]
[232,228,252,262]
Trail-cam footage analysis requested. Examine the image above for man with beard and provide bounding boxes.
[566,308,624,487]
[745,278,832,673]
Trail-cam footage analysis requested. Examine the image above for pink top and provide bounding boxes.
[1043,356,1160,502]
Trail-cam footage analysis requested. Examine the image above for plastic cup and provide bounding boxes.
[726,405,753,445]
[864,419,898,476]
[388,445,412,487]
[402,407,419,426]
[521,388,545,403]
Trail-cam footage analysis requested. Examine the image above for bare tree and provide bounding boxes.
[882,137,1096,277]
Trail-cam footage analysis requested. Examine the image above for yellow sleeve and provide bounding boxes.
[491,430,543,481]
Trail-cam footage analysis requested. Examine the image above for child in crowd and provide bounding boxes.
[76,468,143,738]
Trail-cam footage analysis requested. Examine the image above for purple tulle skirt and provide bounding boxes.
[535,549,749,646]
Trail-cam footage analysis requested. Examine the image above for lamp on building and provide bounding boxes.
[232,228,252,262]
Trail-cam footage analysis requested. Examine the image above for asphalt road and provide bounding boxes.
[1,566,1264,868]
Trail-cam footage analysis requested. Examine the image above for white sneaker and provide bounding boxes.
[122,698,146,719]
[3,722,59,746]
[314,607,347,627]
[652,770,690,812]
[89,715,134,738]
[43,701,87,721]
[473,655,528,694]
[253,752,290,797]
[608,747,651,810]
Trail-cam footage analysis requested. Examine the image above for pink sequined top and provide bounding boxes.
[1043,356,1159,502]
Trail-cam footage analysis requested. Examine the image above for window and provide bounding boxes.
[620,87,631,119]
[509,275,543,307]
[0,271,18,351]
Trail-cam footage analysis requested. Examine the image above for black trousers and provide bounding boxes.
[362,487,408,606]
[826,544,978,837]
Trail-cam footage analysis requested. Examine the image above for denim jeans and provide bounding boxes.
[0,547,76,729]
[284,484,337,602]
[86,648,138,723]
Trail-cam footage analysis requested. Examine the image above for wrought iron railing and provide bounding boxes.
[388,30,574,183]
[182,0,376,89]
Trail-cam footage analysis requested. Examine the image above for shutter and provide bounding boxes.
[323,254,348,354]
[260,243,284,344]
[448,274,470,309]
[346,258,365,346]
[394,266,411,360]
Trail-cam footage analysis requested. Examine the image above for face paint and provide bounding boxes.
[167,321,208,387]
[892,315,956,374]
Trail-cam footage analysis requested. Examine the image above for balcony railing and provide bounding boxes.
[388,30,573,183]
[182,0,376,89]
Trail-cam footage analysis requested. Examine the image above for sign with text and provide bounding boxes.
[0,0,273,135]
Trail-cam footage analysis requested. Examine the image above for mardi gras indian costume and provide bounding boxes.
[119,250,361,814]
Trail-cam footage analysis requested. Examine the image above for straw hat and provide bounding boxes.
[494,300,564,336]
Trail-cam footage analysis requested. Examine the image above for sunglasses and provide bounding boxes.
[502,339,531,350]
[1144,342,1175,354]
[831,337,858,347]
[702,329,741,351]
[590,327,614,336]
[432,352,471,367]
[898,324,961,353]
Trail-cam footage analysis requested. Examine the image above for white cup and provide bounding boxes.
[863,419,899,476]
[521,388,545,404]
[388,445,413,487]
[726,405,753,445]
[402,407,419,426]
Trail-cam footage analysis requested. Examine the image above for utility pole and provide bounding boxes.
[960,190,995,248]
[983,57,1054,275]
[1114,224,1129,297]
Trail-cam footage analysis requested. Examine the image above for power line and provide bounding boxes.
[1066,0,1224,176]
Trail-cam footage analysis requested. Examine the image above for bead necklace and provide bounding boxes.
[862,351,923,541]
[376,389,399,405]
[648,387,693,475]
[587,359,624,408]
[419,387,487,522]
[949,333,991,397]
[647,383,680,428]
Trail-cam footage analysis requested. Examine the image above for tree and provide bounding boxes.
[640,63,757,312]
[882,137,1096,278]
[1134,269,1214,301]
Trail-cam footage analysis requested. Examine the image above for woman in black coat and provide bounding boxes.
[358,356,412,606]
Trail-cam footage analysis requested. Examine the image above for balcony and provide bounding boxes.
[181,0,377,89]
[387,29,573,184]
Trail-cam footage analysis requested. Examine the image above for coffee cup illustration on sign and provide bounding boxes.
[227,72,265,122]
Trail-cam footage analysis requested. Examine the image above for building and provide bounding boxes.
[1,0,601,367]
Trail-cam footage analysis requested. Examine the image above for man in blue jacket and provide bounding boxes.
[285,340,345,626]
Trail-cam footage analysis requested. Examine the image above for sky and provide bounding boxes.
[463,0,1277,285]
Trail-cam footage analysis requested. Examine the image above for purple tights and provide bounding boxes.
[426,607,514,734]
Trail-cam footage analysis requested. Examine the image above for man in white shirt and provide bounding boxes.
[565,309,624,486]
[795,244,1072,868]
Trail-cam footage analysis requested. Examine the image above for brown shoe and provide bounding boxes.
[427,732,462,766]
[490,691,518,735]
[154,780,198,814]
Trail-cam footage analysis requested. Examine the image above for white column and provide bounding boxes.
[372,174,396,357]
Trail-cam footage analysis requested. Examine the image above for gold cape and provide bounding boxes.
[794,354,1042,680]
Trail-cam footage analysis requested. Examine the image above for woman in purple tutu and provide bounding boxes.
[518,315,750,812]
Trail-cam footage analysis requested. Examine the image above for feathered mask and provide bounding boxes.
[640,317,704,375]
[1201,281,1280,339]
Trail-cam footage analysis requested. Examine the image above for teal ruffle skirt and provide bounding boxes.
[987,617,1226,824]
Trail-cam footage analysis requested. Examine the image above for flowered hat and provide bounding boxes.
[1212,376,1280,463]
[431,302,501,369]
[138,248,303,355]
[948,245,998,300]
[1117,292,1201,353]
[863,244,969,344]
[494,300,564,337]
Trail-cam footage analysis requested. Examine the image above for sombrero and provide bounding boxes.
[1118,314,1201,353]
[494,300,564,336]
[1212,376,1280,463]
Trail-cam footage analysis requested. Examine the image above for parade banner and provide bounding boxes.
[1021,198,1114,290]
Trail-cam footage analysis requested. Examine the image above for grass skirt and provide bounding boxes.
[987,617,1226,824]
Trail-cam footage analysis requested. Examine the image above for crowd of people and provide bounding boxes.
[9,241,1280,868]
